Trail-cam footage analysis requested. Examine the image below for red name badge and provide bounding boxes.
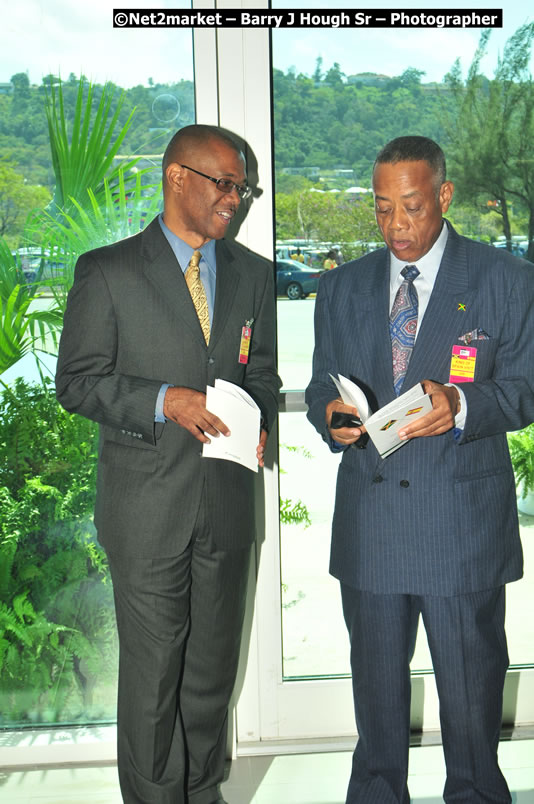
[239,326,252,364]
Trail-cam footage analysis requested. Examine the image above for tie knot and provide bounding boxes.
[401,264,419,283]
[189,250,202,270]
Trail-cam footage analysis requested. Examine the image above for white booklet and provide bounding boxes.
[202,379,261,473]
[330,374,432,458]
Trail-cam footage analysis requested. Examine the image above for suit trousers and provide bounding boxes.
[340,584,511,804]
[107,497,252,804]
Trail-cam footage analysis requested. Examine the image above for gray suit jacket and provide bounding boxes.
[56,216,281,557]
[306,221,534,596]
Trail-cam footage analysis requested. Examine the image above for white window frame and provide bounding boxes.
[3,0,533,770]
[195,2,534,751]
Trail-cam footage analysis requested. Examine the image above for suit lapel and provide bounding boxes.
[140,218,209,348]
[349,249,393,404]
[404,222,475,386]
[210,240,240,348]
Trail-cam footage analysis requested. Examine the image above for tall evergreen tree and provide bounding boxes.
[443,24,534,260]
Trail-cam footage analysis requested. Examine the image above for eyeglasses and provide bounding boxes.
[180,164,252,200]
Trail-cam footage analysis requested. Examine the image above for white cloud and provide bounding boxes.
[1,0,193,88]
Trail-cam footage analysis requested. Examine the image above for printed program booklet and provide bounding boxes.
[330,374,432,458]
[202,379,261,472]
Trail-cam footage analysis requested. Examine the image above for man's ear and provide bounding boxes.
[165,163,184,194]
[439,180,454,214]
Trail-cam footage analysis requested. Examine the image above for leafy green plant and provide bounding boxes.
[38,170,161,312]
[0,76,156,726]
[279,498,312,527]
[279,443,313,528]
[44,78,140,217]
[1,75,158,373]
[0,239,62,376]
[0,379,117,725]
[508,424,534,498]
[27,77,160,312]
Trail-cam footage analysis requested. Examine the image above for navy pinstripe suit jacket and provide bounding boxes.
[306,221,534,596]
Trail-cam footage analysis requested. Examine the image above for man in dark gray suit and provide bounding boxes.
[306,136,534,803]
[56,125,280,804]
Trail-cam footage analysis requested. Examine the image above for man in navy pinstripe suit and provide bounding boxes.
[306,136,534,803]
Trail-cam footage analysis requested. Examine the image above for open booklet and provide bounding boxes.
[330,374,433,459]
[202,379,261,473]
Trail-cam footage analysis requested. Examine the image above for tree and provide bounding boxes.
[10,73,30,112]
[0,161,50,245]
[275,188,381,258]
[442,23,534,260]
[313,57,323,85]
[275,173,314,194]
[324,63,345,89]
[446,202,503,243]
[41,74,60,87]
[399,67,425,88]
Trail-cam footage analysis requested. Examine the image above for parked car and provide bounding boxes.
[492,239,528,258]
[276,259,324,299]
[12,247,66,285]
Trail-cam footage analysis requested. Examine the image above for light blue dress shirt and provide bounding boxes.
[154,214,217,422]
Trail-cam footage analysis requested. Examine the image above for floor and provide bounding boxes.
[1,740,533,803]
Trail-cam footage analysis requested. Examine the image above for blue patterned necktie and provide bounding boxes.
[390,264,419,395]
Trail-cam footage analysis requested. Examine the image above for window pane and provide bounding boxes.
[273,0,534,679]
[279,409,534,678]
[0,0,194,728]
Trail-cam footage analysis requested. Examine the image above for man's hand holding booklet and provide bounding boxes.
[202,379,261,472]
[329,374,433,458]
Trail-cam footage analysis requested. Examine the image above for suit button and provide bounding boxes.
[400,480,410,488]
[373,475,383,483]
[208,357,215,364]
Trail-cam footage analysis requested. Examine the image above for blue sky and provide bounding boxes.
[1,0,194,87]
[0,1,531,88]
[272,0,532,84]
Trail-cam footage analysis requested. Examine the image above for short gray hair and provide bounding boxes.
[373,136,446,192]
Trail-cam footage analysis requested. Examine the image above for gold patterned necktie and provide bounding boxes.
[185,250,210,344]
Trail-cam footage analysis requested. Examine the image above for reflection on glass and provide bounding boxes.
[279,412,347,678]
[152,93,182,125]
[276,295,315,391]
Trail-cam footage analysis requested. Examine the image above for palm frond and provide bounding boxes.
[40,172,161,311]
[508,425,534,497]
[44,78,139,216]
[0,239,27,302]
[0,286,62,375]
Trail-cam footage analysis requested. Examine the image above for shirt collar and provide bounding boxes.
[389,220,449,289]
[158,213,217,274]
